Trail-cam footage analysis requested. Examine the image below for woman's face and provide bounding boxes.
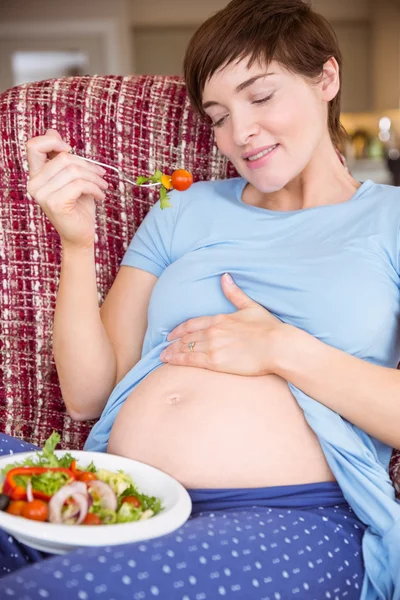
[202,58,331,193]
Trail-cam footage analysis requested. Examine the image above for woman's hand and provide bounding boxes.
[26,129,109,250]
[160,273,287,376]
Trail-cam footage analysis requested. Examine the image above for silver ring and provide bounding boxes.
[188,341,196,352]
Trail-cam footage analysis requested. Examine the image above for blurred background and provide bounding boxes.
[1,0,400,184]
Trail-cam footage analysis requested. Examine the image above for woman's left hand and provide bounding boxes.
[160,273,287,376]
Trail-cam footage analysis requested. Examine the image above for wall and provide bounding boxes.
[370,0,400,110]
[130,0,371,25]
[334,22,372,113]
[0,0,134,92]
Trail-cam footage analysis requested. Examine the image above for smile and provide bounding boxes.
[247,145,278,161]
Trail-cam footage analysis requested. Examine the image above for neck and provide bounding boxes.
[248,136,361,212]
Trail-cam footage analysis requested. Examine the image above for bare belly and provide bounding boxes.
[107,364,335,489]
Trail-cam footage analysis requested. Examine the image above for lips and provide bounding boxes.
[242,145,278,160]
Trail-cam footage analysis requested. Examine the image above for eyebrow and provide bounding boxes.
[202,73,275,110]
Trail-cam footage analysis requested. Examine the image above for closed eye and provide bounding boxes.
[252,93,274,105]
[210,93,275,128]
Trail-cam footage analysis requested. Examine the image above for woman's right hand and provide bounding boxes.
[26,129,109,249]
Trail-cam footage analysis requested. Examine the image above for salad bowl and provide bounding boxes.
[0,448,192,554]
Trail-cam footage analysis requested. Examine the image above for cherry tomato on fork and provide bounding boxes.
[171,169,193,192]
[161,174,173,190]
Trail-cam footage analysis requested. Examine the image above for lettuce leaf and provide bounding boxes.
[31,471,71,496]
[1,431,74,477]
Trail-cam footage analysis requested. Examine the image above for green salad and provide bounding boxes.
[0,432,163,525]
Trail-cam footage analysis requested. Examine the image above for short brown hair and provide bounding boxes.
[183,0,347,149]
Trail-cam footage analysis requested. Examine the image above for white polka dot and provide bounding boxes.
[122,576,131,585]
[5,590,15,597]
[199,557,207,565]
[150,586,160,596]
[224,568,231,576]
[252,578,260,587]
[189,576,197,585]
[54,571,63,579]
[85,573,94,582]
[173,580,184,589]
[128,560,137,568]
[218,586,227,596]
[282,570,289,578]
[78,592,88,600]
[163,564,172,573]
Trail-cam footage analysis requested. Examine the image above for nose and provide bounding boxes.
[231,111,260,147]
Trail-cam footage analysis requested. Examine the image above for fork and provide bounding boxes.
[69,149,162,188]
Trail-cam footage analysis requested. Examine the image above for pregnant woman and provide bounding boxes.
[1,1,400,598]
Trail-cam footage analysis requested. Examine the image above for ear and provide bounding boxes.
[319,57,340,103]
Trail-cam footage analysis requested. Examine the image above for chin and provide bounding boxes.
[249,172,290,194]
[233,160,290,193]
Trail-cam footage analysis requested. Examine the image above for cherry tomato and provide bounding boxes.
[6,500,27,516]
[161,174,173,190]
[121,495,141,508]
[83,513,102,525]
[21,499,49,522]
[77,472,97,483]
[171,169,193,192]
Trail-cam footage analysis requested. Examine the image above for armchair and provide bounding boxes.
[0,74,399,497]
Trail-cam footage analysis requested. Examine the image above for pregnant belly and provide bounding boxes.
[107,364,335,489]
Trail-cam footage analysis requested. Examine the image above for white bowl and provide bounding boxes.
[0,450,192,554]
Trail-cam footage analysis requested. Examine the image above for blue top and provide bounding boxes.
[85,177,400,599]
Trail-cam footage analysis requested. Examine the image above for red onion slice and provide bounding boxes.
[68,481,87,495]
[87,480,117,511]
[49,483,89,525]
[26,480,33,503]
